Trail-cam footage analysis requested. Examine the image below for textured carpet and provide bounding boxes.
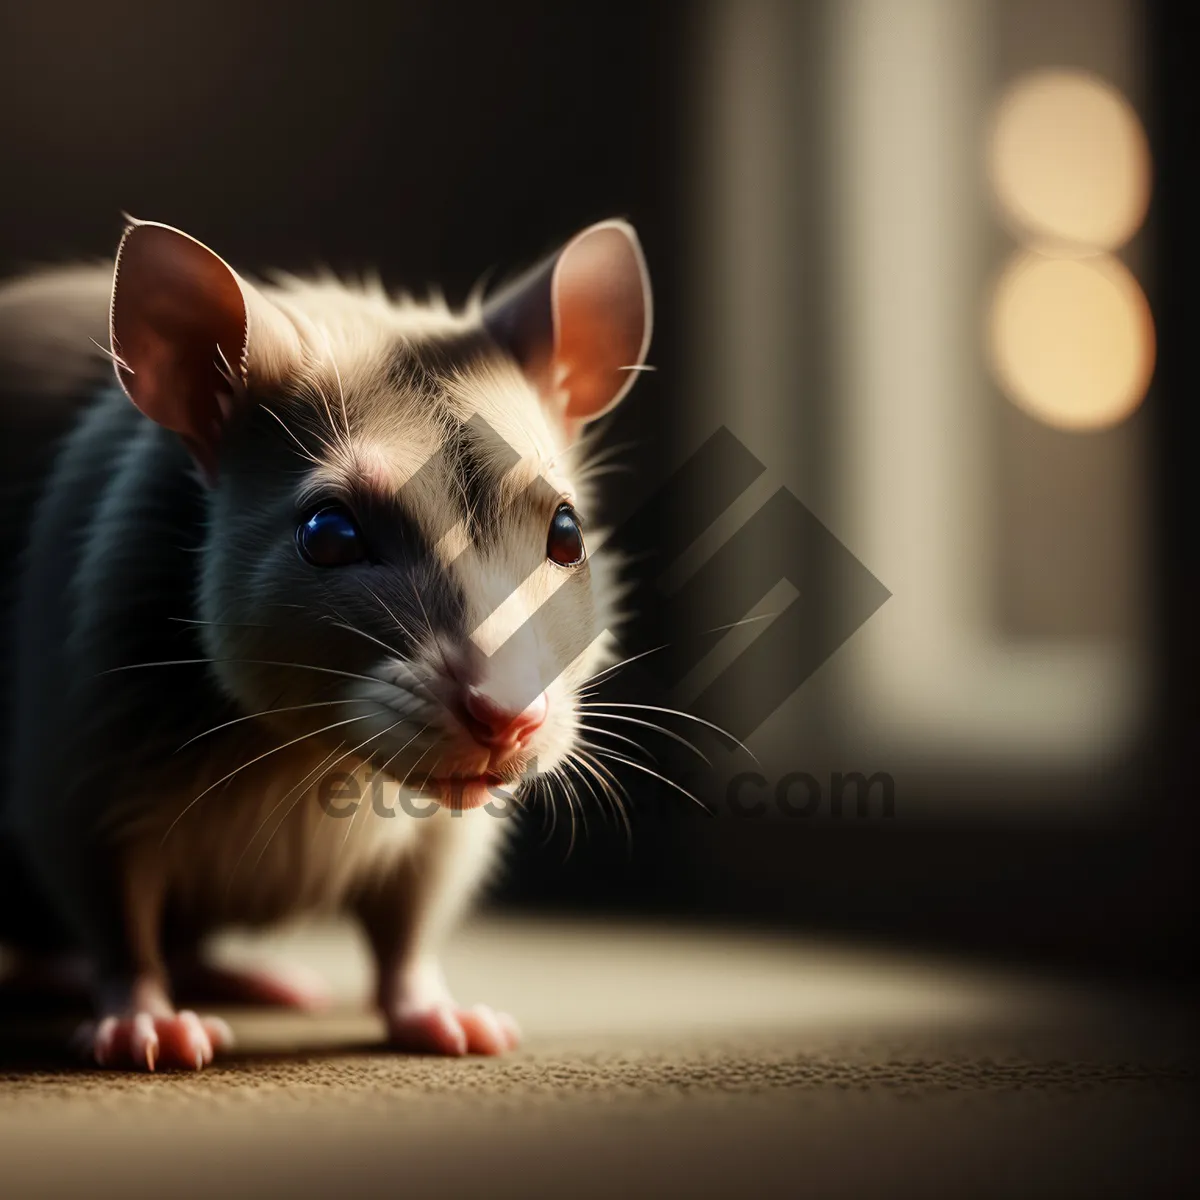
[1,915,1197,1198]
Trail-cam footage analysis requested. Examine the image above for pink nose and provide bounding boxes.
[461,687,548,750]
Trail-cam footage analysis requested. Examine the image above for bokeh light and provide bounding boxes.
[988,70,1150,252]
[988,251,1154,431]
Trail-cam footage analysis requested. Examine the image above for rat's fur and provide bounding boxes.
[0,219,649,1067]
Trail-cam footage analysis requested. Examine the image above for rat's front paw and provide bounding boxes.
[75,1009,234,1071]
[385,1002,521,1056]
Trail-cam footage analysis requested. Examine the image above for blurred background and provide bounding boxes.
[1,0,1193,984]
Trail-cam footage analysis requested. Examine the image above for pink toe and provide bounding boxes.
[93,1016,119,1067]
[389,1005,468,1056]
[176,1010,213,1069]
[76,1010,229,1070]
[200,1015,235,1050]
[496,1011,522,1051]
[457,1005,508,1056]
[131,1012,159,1072]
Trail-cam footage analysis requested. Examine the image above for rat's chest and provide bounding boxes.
[149,747,423,930]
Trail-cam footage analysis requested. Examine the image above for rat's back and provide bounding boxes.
[0,267,202,951]
[0,265,121,948]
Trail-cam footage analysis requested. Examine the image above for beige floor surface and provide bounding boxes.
[1,914,1197,1198]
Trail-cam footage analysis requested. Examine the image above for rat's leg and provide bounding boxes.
[0,836,91,1013]
[1,941,329,1016]
[0,945,91,1012]
[354,807,518,1056]
[0,949,92,1014]
[168,952,331,1011]
[69,844,234,1071]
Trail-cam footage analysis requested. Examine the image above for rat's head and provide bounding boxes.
[109,218,651,808]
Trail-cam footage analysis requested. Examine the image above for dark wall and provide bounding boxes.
[0,0,686,551]
[1,2,682,284]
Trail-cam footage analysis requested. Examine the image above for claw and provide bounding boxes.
[386,1002,521,1056]
[74,1010,230,1072]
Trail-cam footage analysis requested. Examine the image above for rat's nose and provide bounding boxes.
[461,687,548,751]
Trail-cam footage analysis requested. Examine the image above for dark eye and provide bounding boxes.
[546,504,585,567]
[296,505,367,567]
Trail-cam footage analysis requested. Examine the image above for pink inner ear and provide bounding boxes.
[110,222,248,459]
[552,223,651,423]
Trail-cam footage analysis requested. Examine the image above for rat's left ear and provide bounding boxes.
[482,219,652,440]
[110,218,299,482]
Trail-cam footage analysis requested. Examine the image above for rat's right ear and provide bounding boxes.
[482,220,652,443]
[109,219,295,481]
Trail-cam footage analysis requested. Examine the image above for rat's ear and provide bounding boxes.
[110,219,293,480]
[483,219,652,439]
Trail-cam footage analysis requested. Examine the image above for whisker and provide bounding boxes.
[588,747,713,816]
[576,746,630,798]
[408,576,437,641]
[540,765,579,860]
[562,755,613,833]
[103,656,389,691]
[159,711,378,847]
[226,742,345,893]
[572,437,639,473]
[168,617,274,630]
[307,357,346,460]
[374,722,432,782]
[578,613,780,695]
[287,716,409,868]
[321,615,405,661]
[273,398,343,462]
[577,711,709,764]
[578,702,756,762]
[399,730,443,794]
[341,718,407,849]
[533,773,559,847]
[89,336,128,373]
[581,643,673,688]
[577,750,634,850]
[176,698,362,751]
[260,404,323,465]
[572,750,633,846]
[575,721,657,761]
[561,770,582,859]
[704,611,781,636]
[213,344,246,401]
[319,325,353,444]
[573,463,636,484]
[409,577,454,678]
[359,580,423,649]
[303,720,417,859]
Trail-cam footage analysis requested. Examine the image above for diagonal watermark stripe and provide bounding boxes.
[392,417,889,742]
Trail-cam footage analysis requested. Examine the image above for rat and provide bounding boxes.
[0,215,651,1070]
